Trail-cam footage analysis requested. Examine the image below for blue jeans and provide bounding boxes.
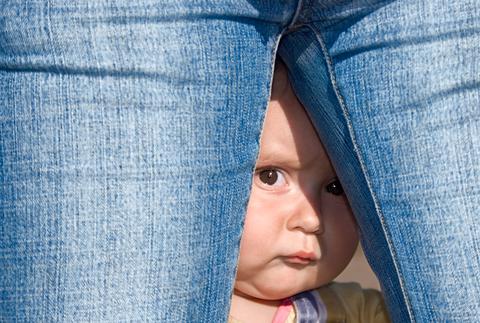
[1,0,479,322]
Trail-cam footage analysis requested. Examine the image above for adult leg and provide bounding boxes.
[280,0,480,321]
[0,1,298,321]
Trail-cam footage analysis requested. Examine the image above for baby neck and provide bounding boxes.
[230,289,283,323]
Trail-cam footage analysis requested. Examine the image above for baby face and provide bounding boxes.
[234,63,359,300]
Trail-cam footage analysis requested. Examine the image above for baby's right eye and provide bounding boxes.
[256,168,287,189]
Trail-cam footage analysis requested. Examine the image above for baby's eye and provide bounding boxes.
[326,179,344,196]
[257,168,286,188]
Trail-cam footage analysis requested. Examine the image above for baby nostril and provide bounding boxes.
[313,226,324,235]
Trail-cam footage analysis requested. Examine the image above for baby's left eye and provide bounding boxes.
[326,179,344,196]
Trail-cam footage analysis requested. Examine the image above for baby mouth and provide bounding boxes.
[283,251,316,265]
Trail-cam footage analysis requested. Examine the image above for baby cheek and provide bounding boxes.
[321,208,358,263]
[333,220,358,264]
[244,197,282,236]
[242,192,286,253]
[241,221,273,254]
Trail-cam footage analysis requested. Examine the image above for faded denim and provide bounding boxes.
[1,0,479,322]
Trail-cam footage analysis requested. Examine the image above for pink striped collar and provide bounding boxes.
[272,298,293,323]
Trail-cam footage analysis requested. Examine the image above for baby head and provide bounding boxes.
[235,60,359,301]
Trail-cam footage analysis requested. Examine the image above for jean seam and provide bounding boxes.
[286,0,304,30]
[306,25,416,323]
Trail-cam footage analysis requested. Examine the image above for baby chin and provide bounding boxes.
[236,266,328,300]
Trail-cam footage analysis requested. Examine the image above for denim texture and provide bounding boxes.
[1,0,479,322]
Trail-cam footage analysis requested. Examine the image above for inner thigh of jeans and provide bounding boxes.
[281,0,480,321]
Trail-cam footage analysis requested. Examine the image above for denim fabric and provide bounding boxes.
[1,0,479,322]
[281,0,480,321]
[0,1,294,321]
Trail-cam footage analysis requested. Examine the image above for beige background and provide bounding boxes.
[334,245,380,290]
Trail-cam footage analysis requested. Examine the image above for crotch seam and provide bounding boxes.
[286,0,304,30]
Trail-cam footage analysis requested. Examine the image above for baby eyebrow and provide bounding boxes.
[257,147,325,169]
[256,156,319,170]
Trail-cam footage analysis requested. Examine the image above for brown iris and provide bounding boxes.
[259,169,278,185]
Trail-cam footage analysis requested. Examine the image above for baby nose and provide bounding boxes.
[287,196,323,234]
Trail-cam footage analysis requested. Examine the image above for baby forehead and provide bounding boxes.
[263,60,329,165]
[260,110,327,168]
[259,119,328,168]
[263,100,321,145]
[257,144,327,169]
[270,59,290,100]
